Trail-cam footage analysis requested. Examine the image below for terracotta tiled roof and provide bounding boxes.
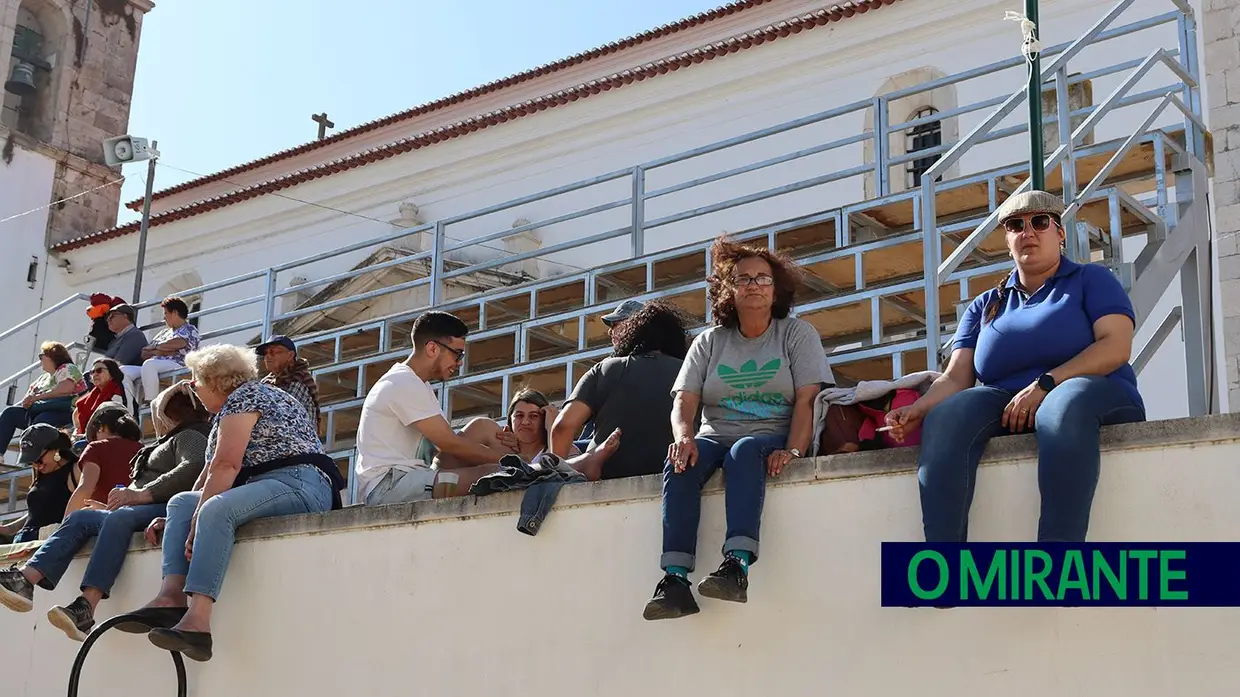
[62,0,902,252]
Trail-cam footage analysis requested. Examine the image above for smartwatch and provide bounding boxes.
[1037,373,1057,392]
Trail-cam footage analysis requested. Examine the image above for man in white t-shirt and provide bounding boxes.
[355,311,510,505]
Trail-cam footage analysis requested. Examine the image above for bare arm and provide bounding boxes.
[65,461,100,516]
[192,413,254,516]
[549,401,591,458]
[1048,315,1134,382]
[418,415,505,467]
[0,514,28,536]
[671,391,700,442]
[915,348,977,413]
[785,384,821,455]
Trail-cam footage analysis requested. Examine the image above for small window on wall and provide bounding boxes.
[907,106,943,188]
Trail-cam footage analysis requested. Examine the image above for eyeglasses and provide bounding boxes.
[731,274,774,287]
[1003,214,1058,234]
[90,367,105,374]
[432,340,466,363]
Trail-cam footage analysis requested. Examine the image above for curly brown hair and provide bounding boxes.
[612,301,691,359]
[706,236,801,329]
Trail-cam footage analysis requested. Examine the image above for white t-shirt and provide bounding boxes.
[355,363,444,499]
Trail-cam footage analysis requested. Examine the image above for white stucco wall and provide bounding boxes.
[0,418,1238,697]
[7,0,1214,415]
[0,138,57,386]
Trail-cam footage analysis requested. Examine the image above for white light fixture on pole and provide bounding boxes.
[102,134,160,303]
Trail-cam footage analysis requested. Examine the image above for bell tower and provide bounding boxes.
[1,0,154,247]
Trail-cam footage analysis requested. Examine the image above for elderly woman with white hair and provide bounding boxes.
[128,344,342,662]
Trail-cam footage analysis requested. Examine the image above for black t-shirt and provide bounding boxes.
[568,352,683,480]
[25,461,74,531]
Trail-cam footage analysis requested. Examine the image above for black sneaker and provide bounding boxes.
[697,556,749,603]
[0,568,34,613]
[47,596,95,642]
[643,574,700,621]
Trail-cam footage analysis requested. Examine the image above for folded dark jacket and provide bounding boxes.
[469,453,584,495]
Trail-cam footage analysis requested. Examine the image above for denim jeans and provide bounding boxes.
[917,376,1145,543]
[1,405,71,456]
[26,504,167,598]
[660,434,785,571]
[162,464,333,600]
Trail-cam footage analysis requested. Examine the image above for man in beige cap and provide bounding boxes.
[885,189,1145,544]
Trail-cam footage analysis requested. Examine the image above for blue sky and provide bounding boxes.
[116,0,723,223]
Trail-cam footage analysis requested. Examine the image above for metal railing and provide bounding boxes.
[919,0,1203,367]
[0,2,1206,511]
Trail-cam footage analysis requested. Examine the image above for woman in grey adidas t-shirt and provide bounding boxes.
[643,238,833,621]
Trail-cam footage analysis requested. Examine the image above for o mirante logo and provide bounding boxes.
[880,543,1240,607]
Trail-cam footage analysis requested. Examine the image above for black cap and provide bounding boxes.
[256,335,296,356]
[18,423,63,465]
[106,303,137,323]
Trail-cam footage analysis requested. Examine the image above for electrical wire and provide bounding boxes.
[0,175,126,225]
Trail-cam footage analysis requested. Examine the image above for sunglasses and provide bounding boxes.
[1003,214,1058,234]
[732,274,774,287]
[90,367,106,374]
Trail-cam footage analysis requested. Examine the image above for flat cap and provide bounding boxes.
[996,190,1066,223]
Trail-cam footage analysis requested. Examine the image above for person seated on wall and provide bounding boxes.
[0,425,80,545]
[355,312,614,507]
[120,296,201,405]
[571,299,647,449]
[127,344,342,662]
[72,359,130,443]
[436,389,581,470]
[885,190,1146,543]
[0,386,210,641]
[64,405,144,517]
[0,342,87,462]
[549,300,690,481]
[256,335,320,424]
[644,237,833,621]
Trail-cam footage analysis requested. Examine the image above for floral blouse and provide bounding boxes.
[150,323,201,365]
[204,380,324,469]
[27,363,86,399]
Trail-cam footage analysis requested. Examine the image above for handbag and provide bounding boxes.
[27,395,74,414]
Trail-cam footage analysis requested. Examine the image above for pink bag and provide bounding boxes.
[856,389,922,448]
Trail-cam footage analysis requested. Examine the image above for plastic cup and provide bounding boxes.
[433,471,460,499]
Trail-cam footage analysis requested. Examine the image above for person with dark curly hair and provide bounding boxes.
[643,237,833,621]
[550,301,691,480]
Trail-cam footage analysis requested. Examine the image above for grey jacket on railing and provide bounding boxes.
[130,423,210,503]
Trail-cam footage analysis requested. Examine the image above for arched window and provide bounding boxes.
[906,106,943,189]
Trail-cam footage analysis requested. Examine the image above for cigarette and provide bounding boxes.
[875,426,894,432]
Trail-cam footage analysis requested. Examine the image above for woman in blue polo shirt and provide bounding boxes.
[886,190,1145,542]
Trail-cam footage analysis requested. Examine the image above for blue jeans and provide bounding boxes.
[660,434,786,571]
[917,376,1145,543]
[1,405,71,453]
[162,464,332,600]
[26,504,166,598]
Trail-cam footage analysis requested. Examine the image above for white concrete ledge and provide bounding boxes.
[230,413,1240,542]
[29,413,1238,557]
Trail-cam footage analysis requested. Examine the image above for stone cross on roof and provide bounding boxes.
[312,113,335,140]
